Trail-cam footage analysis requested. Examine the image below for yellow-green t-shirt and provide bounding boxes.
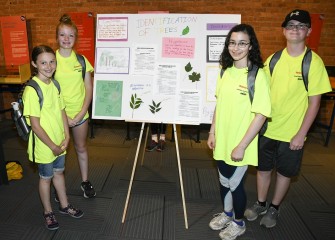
[214,66,271,166]
[22,76,66,163]
[264,48,332,142]
[55,50,93,119]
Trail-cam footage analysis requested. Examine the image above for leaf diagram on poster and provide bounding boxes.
[92,14,241,124]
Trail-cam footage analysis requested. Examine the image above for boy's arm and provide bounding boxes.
[30,116,64,156]
[290,95,321,150]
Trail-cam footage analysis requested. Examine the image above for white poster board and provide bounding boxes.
[92,14,241,124]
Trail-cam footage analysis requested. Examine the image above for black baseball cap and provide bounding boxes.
[281,9,311,27]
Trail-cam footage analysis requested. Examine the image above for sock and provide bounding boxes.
[257,200,267,207]
[233,219,244,226]
[224,210,233,217]
[152,134,158,142]
[159,134,166,141]
[270,203,279,210]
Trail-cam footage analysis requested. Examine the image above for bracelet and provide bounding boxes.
[208,132,215,134]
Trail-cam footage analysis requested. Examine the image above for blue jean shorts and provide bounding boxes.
[38,155,65,179]
[71,118,88,128]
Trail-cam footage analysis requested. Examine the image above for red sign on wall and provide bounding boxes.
[306,13,324,53]
[69,12,95,67]
[0,16,29,66]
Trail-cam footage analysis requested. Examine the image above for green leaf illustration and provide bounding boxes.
[149,100,162,114]
[182,26,190,35]
[189,72,201,82]
[130,93,143,118]
[185,62,193,72]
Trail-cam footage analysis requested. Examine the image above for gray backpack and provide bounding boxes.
[269,48,312,91]
[13,78,61,142]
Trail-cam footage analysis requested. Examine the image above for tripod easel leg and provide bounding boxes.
[173,124,189,229]
[122,122,145,223]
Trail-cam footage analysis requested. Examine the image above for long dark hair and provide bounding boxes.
[219,24,264,70]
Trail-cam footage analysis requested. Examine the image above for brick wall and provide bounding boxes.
[0,0,334,131]
[1,0,334,64]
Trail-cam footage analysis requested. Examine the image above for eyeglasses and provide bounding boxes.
[285,24,309,31]
[228,41,250,49]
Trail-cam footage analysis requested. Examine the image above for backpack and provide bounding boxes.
[269,47,312,91]
[220,65,267,135]
[12,78,61,142]
[76,53,86,80]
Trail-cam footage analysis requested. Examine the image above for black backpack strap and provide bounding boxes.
[269,50,283,76]
[32,133,36,164]
[302,47,312,91]
[247,65,259,103]
[76,53,86,80]
[26,79,43,109]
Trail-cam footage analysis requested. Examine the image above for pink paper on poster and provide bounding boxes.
[162,37,195,59]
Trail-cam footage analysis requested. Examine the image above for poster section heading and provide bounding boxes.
[92,14,241,124]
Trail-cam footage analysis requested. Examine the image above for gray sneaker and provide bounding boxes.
[244,201,268,221]
[219,221,246,240]
[209,212,233,230]
[260,206,279,228]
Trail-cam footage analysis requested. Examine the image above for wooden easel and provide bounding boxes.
[121,122,189,229]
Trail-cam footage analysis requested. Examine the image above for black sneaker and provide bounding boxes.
[156,140,166,152]
[59,204,84,218]
[146,140,158,152]
[43,212,59,230]
[81,180,96,198]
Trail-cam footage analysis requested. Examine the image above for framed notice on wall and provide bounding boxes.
[0,16,29,66]
[306,13,324,52]
[92,13,241,124]
[70,12,95,67]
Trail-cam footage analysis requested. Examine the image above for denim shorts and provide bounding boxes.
[258,136,304,177]
[38,155,65,179]
[71,118,88,128]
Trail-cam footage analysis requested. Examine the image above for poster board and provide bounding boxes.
[92,14,241,124]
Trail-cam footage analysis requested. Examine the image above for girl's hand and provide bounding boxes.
[231,145,245,162]
[67,117,77,127]
[60,137,70,151]
[207,133,216,150]
[52,145,64,156]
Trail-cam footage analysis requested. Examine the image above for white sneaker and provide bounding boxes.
[219,221,246,240]
[209,212,233,230]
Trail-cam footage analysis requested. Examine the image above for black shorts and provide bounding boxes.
[258,136,304,177]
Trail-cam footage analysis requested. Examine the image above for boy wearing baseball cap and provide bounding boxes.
[244,9,331,228]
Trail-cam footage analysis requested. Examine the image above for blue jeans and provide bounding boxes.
[38,155,65,179]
